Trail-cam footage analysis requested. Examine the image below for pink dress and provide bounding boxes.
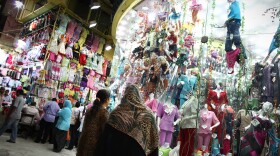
[145,99,159,113]
[190,0,202,11]
[91,36,100,53]
[66,20,77,42]
[198,110,219,134]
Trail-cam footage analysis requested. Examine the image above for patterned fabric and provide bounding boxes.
[77,108,109,156]
[240,116,272,155]
[107,85,159,155]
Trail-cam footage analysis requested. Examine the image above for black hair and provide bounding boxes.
[58,103,63,109]
[75,102,81,108]
[92,89,110,114]
[31,102,36,106]
[16,89,24,95]
[52,98,57,101]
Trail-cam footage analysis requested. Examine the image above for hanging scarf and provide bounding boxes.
[107,85,159,155]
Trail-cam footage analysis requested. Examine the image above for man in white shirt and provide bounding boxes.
[0,89,26,143]
[21,102,40,125]
[2,90,12,115]
[2,90,12,106]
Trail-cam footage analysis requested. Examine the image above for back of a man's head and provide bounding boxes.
[31,102,36,106]
[16,89,24,96]
[52,98,57,102]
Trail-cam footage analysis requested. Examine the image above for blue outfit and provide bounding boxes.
[225,1,246,59]
[169,11,181,21]
[211,137,220,156]
[178,75,197,107]
[56,100,72,131]
[269,23,280,54]
[228,1,241,20]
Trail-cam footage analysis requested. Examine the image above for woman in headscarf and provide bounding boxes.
[53,100,72,152]
[77,89,110,156]
[96,84,159,156]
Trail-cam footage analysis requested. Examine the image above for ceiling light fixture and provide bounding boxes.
[15,0,24,8]
[89,21,97,28]
[90,2,101,10]
[105,45,112,51]
[142,6,149,10]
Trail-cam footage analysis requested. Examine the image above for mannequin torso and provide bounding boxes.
[179,96,198,129]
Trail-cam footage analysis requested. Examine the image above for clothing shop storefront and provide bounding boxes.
[0,6,113,113]
[108,0,280,155]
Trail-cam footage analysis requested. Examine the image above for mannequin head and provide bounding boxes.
[149,93,155,100]
[212,133,217,138]
[215,82,223,90]
[262,102,273,113]
[203,104,208,110]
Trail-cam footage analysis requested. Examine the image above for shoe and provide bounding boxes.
[6,140,15,143]
[65,147,73,150]
[34,139,40,143]
[41,140,46,144]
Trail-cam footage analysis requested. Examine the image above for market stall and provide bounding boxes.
[0,6,113,111]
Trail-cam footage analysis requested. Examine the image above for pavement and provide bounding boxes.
[0,114,76,156]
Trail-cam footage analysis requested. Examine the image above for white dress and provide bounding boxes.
[96,55,104,75]
[92,54,98,70]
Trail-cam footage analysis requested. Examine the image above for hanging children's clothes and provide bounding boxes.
[78,28,89,48]
[65,20,77,41]
[58,36,67,55]
[72,23,83,43]
[96,38,105,54]
[57,14,71,35]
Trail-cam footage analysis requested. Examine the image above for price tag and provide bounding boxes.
[201,125,207,129]
[251,119,260,127]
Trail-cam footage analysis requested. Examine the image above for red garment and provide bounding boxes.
[79,53,87,65]
[179,128,196,156]
[167,35,177,45]
[222,138,231,155]
[207,90,229,112]
[207,90,228,143]
[6,54,13,65]
[226,48,240,68]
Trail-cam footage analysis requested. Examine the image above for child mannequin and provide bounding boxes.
[157,98,180,146]
[197,104,220,151]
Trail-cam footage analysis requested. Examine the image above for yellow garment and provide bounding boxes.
[78,28,89,47]
[64,88,71,96]
[69,90,75,96]
[96,38,105,54]
[183,22,194,34]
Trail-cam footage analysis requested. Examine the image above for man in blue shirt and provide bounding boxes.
[225,0,247,60]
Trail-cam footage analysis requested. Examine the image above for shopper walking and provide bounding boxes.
[53,100,72,152]
[35,98,60,144]
[0,89,26,143]
[96,85,159,156]
[77,89,110,156]
[66,102,81,150]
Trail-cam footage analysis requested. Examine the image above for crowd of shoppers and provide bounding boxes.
[0,85,159,155]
